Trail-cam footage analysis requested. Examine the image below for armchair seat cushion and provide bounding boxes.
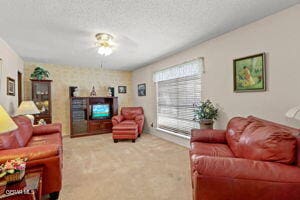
[120,120,136,125]
[27,133,62,147]
[190,142,234,158]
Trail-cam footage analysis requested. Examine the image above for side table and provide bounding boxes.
[0,167,43,200]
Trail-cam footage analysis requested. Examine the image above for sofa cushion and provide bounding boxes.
[190,142,234,158]
[226,117,250,154]
[13,116,33,147]
[236,122,296,164]
[0,131,20,150]
[27,133,62,147]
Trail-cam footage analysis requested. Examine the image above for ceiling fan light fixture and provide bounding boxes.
[95,33,114,56]
[97,46,113,56]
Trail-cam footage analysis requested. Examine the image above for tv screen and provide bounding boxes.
[91,104,110,119]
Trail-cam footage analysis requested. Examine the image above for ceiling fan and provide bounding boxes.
[95,33,114,56]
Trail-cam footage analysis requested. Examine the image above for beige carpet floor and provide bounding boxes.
[60,133,192,200]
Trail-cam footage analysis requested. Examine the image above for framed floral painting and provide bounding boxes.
[233,53,266,92]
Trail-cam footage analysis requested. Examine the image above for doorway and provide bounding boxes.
[17,71,22,105]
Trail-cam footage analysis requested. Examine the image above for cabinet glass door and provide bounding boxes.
[32,82,50,115]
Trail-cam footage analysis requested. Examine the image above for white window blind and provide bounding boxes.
[154,58,203,137]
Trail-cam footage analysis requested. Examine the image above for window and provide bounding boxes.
[153,59,203,137]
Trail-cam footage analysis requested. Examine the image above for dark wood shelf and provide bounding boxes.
[70,96,118,138]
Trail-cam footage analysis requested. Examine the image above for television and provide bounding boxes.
[91,104,110,119]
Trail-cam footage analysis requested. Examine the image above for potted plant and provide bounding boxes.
[30,67,50,80]
[194,99,218,129]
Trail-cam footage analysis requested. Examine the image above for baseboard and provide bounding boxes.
[145,128,190,148]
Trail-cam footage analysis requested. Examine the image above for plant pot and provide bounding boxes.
[199,119,214,129]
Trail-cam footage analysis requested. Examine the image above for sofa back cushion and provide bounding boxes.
[226,117,251,154]
[121,107,144,120]
[12,116,33,147]
[238,122,296,164]
[248,116,300,166]
[226,116,297,165]
[0,131,20,150]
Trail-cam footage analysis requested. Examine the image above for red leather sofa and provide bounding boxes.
[0,116,62,199]
[112,107,144,142]
[190,116,300,200]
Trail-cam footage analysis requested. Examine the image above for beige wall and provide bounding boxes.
[24,62,133,135]
[0,38,24,115]
[132,5,300,146]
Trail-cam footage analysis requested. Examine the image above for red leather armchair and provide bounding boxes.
[0,116,62,199]
[190,116,300,200]
[112,107,144,134]
[112,107,144,142]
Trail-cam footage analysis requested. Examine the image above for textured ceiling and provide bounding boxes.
[0,0,299,70]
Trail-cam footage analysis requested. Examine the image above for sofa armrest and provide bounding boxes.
[0,145,60,163]
[191,129,227,144]
[112,115,124,126]
[32,123,62,135]
[192,155,300,183]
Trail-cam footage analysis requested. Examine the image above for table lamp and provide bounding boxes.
[286,105,300,120]
[15,101,40,125]
[0,105,18,134]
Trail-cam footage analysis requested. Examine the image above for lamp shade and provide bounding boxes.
[0,105,18,134]
[286,105,300,120]
[16,101,40,115]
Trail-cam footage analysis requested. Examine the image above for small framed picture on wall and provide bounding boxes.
[118,86,127,94]
[7,77,15,96]
[138,83,146,96]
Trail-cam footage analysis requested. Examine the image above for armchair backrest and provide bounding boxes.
[121,107,144,120]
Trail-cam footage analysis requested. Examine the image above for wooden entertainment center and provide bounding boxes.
[70,96,118,138]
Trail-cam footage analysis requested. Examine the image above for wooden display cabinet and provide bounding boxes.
[70,96,118,138]
[31,79,52,124]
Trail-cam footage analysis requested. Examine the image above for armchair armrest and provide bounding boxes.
[135,114,144,122]
[33,123,62,135]
[192,155,300,183]
[112,115,124,126]
[0,145,60,163]
[191,129,227,144]
[135,114,144,134]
